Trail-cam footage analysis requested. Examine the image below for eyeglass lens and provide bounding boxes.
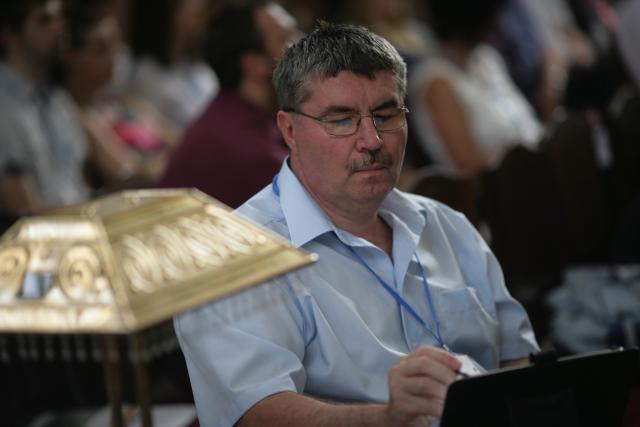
[323,108,408,136]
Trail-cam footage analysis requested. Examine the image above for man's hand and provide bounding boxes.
[236,347,463,427]
[384,346,462,427]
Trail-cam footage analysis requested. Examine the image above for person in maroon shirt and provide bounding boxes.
[159,1,300,208]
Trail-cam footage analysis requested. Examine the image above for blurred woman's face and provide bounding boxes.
[67,16,122,92]
[362,0,410,24]
[173,0,210,51]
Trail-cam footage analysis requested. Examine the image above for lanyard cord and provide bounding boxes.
[272,174,281,196]
[414,253,446,349]
[272,173,447,349]
[341,242,447,350]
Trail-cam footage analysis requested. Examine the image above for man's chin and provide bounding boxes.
[351,179,394,202]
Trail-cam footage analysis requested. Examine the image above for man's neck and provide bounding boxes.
[330,208,394,260]
[288,160,395,258]
[303,181,393,259]
[6,52,48,85]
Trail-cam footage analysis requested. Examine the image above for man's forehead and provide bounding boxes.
[305,70,402,106]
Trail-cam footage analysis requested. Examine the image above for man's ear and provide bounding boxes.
[277,110,297,152]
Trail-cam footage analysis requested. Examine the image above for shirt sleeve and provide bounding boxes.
[174,277,308,427]
[473,227,540,361]
[456,225,540,361]
[0,113,28,175]
[433,200,540,362]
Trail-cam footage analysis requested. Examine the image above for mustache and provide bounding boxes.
[349,150,393,172]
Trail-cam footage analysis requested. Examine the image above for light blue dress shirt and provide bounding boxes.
[175,159,539,427]
[0,63,89,207]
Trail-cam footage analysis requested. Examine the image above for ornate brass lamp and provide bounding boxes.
[0,189,316,427]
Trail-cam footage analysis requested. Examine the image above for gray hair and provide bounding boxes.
[273,21,407,110]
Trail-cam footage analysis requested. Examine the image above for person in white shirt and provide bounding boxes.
[0,0,90,214]
[128,0,219,129]
[409,0,543,177]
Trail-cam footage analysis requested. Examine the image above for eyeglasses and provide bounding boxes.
[285,106,410,137]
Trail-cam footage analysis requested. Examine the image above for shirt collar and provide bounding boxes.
[379,188,428,245]
[277,158,336,247]
[379,189,428,279]
[276,158,429,249]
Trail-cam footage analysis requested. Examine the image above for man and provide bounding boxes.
[175,22,539,426]
[0,0,90,215]
[159,1,299,208]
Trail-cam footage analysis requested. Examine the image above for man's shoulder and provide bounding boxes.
[183,91,260,142]
[235,186,289,237]
[0,89,36,142]
[393,189,464,217]
[0,91,22,122]
[49,87,78,109]
[392,189,476,233]
[176,97,229,150]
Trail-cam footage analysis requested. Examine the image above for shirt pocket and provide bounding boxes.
[435,287,499,358]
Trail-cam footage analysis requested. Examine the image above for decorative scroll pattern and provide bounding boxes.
[58,245,112,303]
[0,246,28,297]
[116,212,269,294]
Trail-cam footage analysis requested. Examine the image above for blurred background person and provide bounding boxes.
[160,0,300,208]
[491,0,551,122]
[509,0,597,122]
[62,0,179,193]
[129,0,219,130]
[341,0,438,71]
[0,0,90,220]
[408,0,543,178]
[277,0,341,33]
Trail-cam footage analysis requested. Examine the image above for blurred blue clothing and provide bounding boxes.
[175,159,539,427]
[494,0,545,101]
[0,62,89,207]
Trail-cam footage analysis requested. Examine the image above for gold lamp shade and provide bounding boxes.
[0,189,316,334]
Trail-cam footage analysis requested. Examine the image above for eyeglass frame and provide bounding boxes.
[283,106,410,137]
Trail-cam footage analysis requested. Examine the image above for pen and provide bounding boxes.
[455,370,470,378]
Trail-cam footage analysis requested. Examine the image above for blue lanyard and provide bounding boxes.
[272,174,281,196]
[272,173,447,349]
[341,242,447,350]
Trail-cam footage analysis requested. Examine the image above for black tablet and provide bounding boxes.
[440,347,639,427]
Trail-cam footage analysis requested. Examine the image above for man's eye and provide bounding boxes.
[373,113,394,124]
[373,108,401,123]
[325,117,354,128]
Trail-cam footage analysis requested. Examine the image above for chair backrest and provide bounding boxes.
[480,145,565,280]
[608,86,640,213]
[481,111,614,281]
[543,112,612,264]
[405,166,481,227]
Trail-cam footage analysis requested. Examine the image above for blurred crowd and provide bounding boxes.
[1,0,639,347]
[2,1,640,424]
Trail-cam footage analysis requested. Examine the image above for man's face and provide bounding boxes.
[173,0,210,54]
[282,70,407,210]
[66,17,121,92]
[18,0,65,67]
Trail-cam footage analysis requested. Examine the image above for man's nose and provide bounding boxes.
[355,116,383,151]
